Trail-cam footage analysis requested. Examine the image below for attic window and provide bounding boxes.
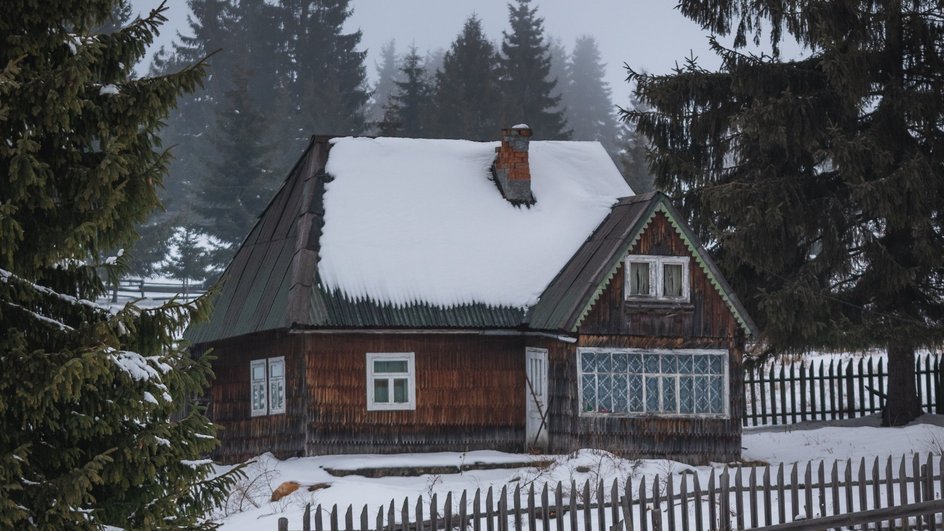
[625,255,690,302]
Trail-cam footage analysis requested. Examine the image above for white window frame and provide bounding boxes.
[624,255,691,302]
[268,356,286,415]
[250,356,287,417]
[576,347,729,419]
[366,352,416,411]
[250,359,267,417]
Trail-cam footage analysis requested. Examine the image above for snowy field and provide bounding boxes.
[214,415,944,530]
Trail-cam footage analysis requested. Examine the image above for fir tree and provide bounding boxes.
[379,46,434,138]
[498,0,569,139]
[0,2,239,528]
[281,0,369,144]
[367,40,400,132]
[432,15,501,140]
[625,0,944,425]
[565,36,618,152]
[194,54,276,266]
[161,224,213,297]
[546,36,569,116]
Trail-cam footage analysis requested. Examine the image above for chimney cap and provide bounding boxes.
[512,123,530,130]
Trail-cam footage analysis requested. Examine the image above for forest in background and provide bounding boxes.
[122,0,653,286]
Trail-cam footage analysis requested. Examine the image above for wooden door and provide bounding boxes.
[525,347,549,450]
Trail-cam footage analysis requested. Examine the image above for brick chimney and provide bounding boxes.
[492,124,535,205]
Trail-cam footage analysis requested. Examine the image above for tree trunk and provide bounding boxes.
[883,342,922,426]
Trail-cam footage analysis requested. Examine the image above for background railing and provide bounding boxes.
[743,353,943,427]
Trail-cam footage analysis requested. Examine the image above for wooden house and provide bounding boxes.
[188,127,757,464]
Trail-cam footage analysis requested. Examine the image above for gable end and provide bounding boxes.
[570,200,756,337]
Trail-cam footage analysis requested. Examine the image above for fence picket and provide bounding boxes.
[359,505,367,531]
[597,480,606,531]
[886,456,895,530]
[460,491,468,531]
[803,462,813,522]
[473,488,482,531]
[693,472,704,531]
[707,470,716,531]
[762,465,772,527]
[789,463,799,519]
[776,463,785,526]
[817,359,826,422]
[345,505,353,531]
[769,364,778,425]
[541,484,550,531]
[639,477,649,531]
[445,491,454,531]
[624,478,635,531]
[857,457,867,515]
[719,469,730,531]
[512,485,520,531]
[500,486,509,531]
[665,473,675,531]
[414,497,422,531]
[486,488,494,531]
[734,466,743,530]
[582,480,591,531]
[431,493,439,531]
[555,482,564,531]
[527,485,535,531]
[828,360,837,420]
[610,479,620,531]
[817,460,826,519]
[569,481,577,531]
[830,460,839,516]
[680,473,689,531]
[871,456,880,511]
[651,475,663,531]
[747,466,760,527]
[329,505,338,531]
[374,506,382,531]
[315,504,324,531]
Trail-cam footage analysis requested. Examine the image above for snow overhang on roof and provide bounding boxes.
[318,136,633,310]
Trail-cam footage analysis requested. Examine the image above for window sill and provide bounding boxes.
[624,299,695,310]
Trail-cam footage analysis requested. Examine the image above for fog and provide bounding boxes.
[131,0,802,106]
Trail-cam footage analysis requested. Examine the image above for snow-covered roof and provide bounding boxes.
[319,137,633,309]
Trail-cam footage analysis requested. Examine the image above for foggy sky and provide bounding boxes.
[132,1,800,106]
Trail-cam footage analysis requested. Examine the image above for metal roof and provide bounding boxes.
[187,138,756,345]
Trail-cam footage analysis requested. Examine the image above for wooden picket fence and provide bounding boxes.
[277,453,944,531]
[743,352,944,427]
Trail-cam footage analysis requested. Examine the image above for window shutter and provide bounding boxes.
[250,359,267,416]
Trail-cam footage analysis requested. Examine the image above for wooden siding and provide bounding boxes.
[579,212,739,339]
[208,331,308,464]
[305,333,526,454]
[534,336,743,464]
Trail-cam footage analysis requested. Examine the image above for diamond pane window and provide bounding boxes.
[577,349,728,417]
[679,376,694,413]
[613,374,629,413]
[582,374,596,412]
[644,354,660,374]
[628,375,644,412]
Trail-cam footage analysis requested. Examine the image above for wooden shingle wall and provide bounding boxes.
[208,331,308,464]
[305,333,526,454]
[540,211,745,464]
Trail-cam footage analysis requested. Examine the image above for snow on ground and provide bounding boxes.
[319,137,632,309]
[215,415,944,530]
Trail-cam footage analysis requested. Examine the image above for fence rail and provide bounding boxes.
[277,452,944,531]
[744,353,943,427]
[110,278,205,302]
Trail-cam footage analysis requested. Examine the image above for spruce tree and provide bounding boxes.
[432,15,501,141]
[565,36,618,152]
[498,0,569,139]
[194,55,276,265]
[367,40,400,132]
[379,46,434,138]
[280,0,369,144]
[161,224,213,298]
[626,0,944,425]
[0,2,239,528]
